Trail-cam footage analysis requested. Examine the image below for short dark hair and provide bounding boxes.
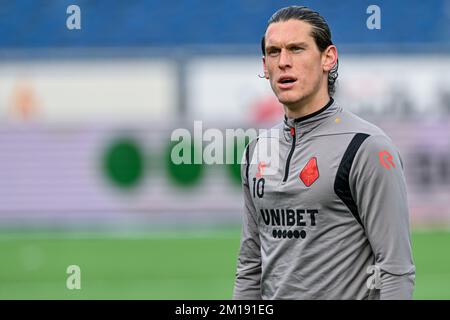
[261,6,338,96]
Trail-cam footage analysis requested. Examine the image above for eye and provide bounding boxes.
[291,47,303,53]
[267,48,280,56]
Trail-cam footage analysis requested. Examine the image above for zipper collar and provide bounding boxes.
[283,98,337,142]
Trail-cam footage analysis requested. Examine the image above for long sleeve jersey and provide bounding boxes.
[233,98,415,300]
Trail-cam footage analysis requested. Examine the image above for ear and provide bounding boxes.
[262,56,269,79]
[322,45,338,72]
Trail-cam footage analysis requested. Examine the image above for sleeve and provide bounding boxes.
[350,134,416,300]
[232,143,262,300]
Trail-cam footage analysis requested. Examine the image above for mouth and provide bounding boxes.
[277,76,297,89]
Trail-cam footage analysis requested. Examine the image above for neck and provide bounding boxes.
[284,90,331,120]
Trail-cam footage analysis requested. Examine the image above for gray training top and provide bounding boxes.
[233,98,415,300]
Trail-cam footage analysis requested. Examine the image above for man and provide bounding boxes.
[233,6,415,300]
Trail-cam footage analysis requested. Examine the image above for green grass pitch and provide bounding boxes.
[0,228,448,299]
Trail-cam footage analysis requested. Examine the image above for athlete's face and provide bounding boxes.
[263,19,335,107]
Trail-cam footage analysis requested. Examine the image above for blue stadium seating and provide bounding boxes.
[0,0,448,49]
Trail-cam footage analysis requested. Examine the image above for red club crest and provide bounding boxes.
[299,157,319,187]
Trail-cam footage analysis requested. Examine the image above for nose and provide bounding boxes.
[278,48,292,69]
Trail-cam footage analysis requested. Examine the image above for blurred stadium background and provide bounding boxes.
[0,0,450,299]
